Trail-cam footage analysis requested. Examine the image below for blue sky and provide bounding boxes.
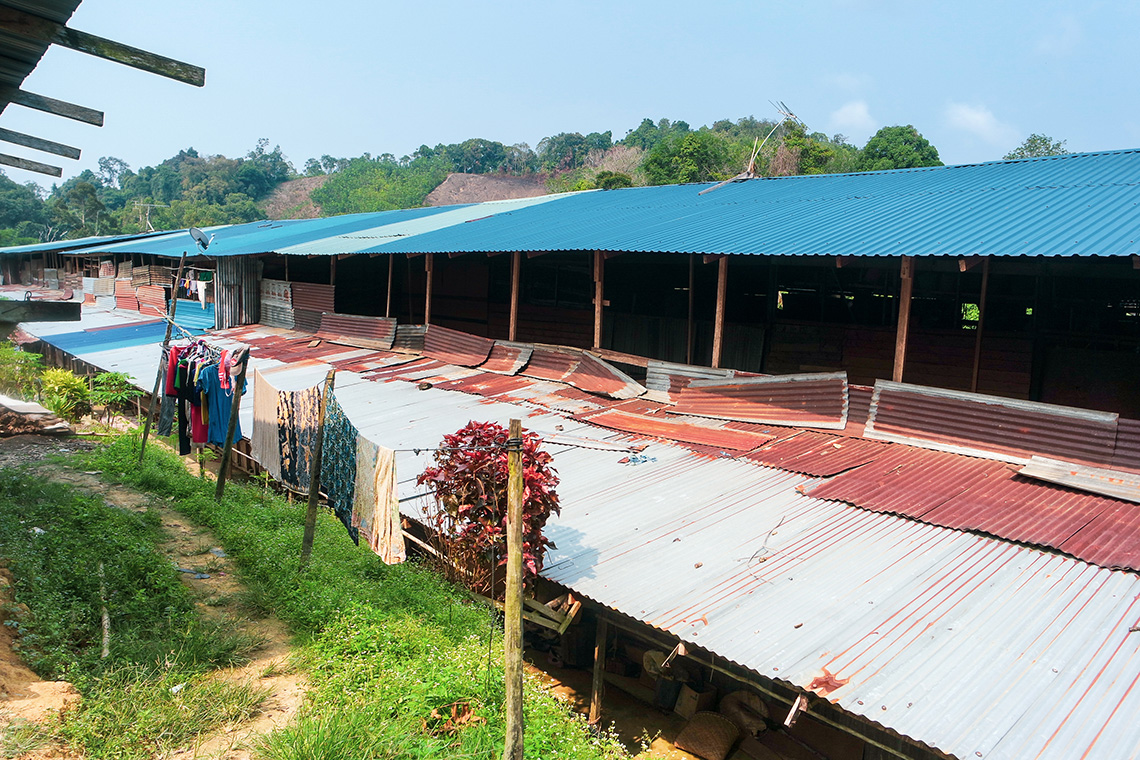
[2,0,1138,187]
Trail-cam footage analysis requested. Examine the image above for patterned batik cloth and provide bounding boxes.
[320,392,358,544]
[278,384,321,492]
[353,438,405,564]
[250,368,281,481]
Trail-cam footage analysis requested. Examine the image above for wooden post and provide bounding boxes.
[970,256,990,393]
[892,256,914,383]
[592,251,604,349]
[686,253,695,365]
[138,251,187,463]
[588,616,608,724]
[299,369,336,569]
[385,255,393,318]
[502,418,525,760]
[213,348,250,501]
[508,251,520,341]
[711,256,728,368]
[424,253,434,325]
[329,255,337,286]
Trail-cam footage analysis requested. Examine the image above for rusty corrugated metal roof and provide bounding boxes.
[645,359,736,399]
[568,352,646,400]
[289,282,335,312]
[422,324,495,367]
[579,409,774,452]
[521,345,578,382]
[315,313,396,350]
[479,341,532,375]
[670,372,849,430]
[1019,456,1140,504]
[866,380,1119,465]
[745,430,888,476]
[1112,419,1140,473]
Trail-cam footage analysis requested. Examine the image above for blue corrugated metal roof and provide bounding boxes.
[372,149,1140,257]
[171,299,214,330]
[39,319,199,353]
[0,231,181,256]
[73,207,463,258]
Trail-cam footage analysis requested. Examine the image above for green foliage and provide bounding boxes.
[857,125,943,172]
[79,435,626,760]
[0,341,44,396]
[90,371,143,424]
[594,171,633,190]
[1004,133,1068,160]
[311,155,452,214]
[643,129,733,185]
[39,367,91,423]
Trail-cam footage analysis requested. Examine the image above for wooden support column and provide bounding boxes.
[592,251,604,349]
[385,255,393,318]
[423,253,434,325]
[892,256,914,383]
[711,256,728,368]
[502,418,525,760]
[214,348,251,503]
[970,256,991,393]
[588,616,609,724]
[299,370,335,568]
[686,253,695,365]
[328,255,336,286]
[508,251,521,341]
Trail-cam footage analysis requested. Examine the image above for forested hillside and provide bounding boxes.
[0,119,1061,245]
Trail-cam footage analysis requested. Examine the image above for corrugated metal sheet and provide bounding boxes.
[292,310,321,334]
[521,345,578,382]
[289,282,335,312]
[215,257,261,329]
[479,341,532,375]
[372,150,1140,258]
[745,430,888,476]
[423,324,495,367]
[171,300,214,331]
[135,285,166,317]
[316,313,396,350]
[645,359,735,399]
[671,372,848,430]
[567,352,646,400]
[580,409,773,451]
[113,279,138,311]
[394,324,425,352]
[866,380,1119,465]
[1019,456,1140,504]
[1112,419,1140,473]
[259,279,294,329]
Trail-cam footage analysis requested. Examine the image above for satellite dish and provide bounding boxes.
[189,226,211,250]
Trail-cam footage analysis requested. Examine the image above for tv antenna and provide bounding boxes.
[699,101,802,195]
[132,201,167,231]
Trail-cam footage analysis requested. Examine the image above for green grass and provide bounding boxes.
[0,465,267,759]
[75,433,628,759]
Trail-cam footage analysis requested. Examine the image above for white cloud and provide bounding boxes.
[829,100,876,135]
[1035,15,1082,56]
[830,73,871,93]
[944,102,1019,146]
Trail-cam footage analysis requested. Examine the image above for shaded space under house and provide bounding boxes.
[7,148,1140,760]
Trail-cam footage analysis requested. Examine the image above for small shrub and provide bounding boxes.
[0,340,43,397]
[90,371,143,424]
[40,367,91,423]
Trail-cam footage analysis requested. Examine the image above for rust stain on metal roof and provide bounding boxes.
[480,341,533,375]
[568,352,646,399]
[746,431,888,476]
[289,282,335,312]
[522,346,578,382]
[670,372,849,430]
[316,312,396,350]
[866,380,1119,465]
[580,409,774,451]
[423,324,495,367]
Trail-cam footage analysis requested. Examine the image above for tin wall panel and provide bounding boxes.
[423,324,494,366]
[867,380,1119,465]
[394,325,425,352]
[645,359,735,398]
[1111,419,1140,473]
[316,313,396,350]
[290,282,335,312]
[671,372,849,429]
[293,309,322,334]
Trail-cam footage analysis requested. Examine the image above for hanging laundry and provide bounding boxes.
[321,393,358,544]
[251,368,282,482]
[195,351,246,446]
[354,438,405,564]
[277,384,321,492]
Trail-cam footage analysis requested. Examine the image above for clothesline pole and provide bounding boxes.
[138,251,188,464]
[502,418,525,760]
[214,348,251,502]
[299,369,336,570]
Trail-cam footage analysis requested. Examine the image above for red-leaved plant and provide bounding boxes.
[417,421,560,593]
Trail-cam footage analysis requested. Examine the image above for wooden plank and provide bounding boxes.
[509,251,520,341]
[0,151,61,176]
[593,250,604,349]
[892,256,914,383]
[711,255,728,368]
[423,253,433,325]
[7,88,103,126]
[588,616,608,724]
[0,6,204,87]
[0,127,79,159]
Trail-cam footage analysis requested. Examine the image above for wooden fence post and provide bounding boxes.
[213,348,250,501]
[502,418,525,760]
[299,369,336,569]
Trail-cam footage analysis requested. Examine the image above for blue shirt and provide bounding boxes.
[195,364,243,445]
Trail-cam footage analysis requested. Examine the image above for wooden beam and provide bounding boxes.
[588,616,608,725]
[385,255,393,319]
[509,251,520,341]
[602,251,624,260]
[423,253,433,326]
[687,253,695,364]
[703,253,726,264]
[711,256,728,368]
[970,256,990,393]
[6,88,103,126]
[525,251,549,259]
[503,418,525,760]
[835,256,853,268]
[329,256,337,286]
[0,6,204,87]
[1133,255,1140,270]
[892,256,914,383]
[0,127,79,159]
[0,151,61,176]
[592,251,604,349]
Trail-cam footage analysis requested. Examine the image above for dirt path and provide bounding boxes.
[0,434,308,760]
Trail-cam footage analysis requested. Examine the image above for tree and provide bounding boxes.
[418,421,560,590]
[97,157,130,189]
[643,129,732,185]
[857,125,943,172]
[594,170,633,189]
[1004,134,1068,160]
